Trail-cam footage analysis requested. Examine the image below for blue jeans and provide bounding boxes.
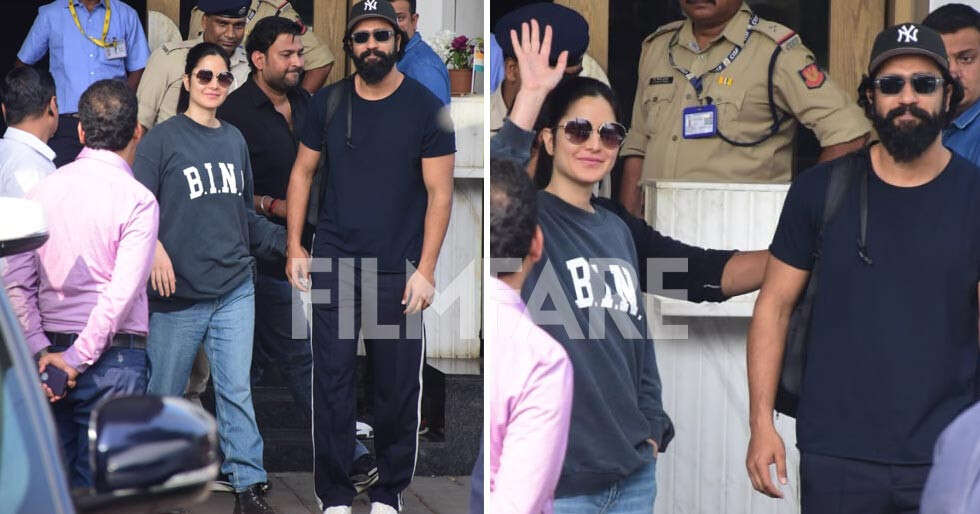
[553,459,657,514]
[50,345,148,488]
[252,273,369,460]
[146,278,266,492]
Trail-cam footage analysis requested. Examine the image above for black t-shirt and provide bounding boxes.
[770,149,980,464]
[299,76,455,271]
[219,78,313,279]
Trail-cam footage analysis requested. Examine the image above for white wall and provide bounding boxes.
[416,0,483,41]
[931,0,980,10]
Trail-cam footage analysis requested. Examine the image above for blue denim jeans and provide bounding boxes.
[50,345,148,488]
[553,459,657,514]
[146,277,266,492]
[252,273,369,460]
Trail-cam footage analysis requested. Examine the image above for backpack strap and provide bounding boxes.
[308,77,353,226]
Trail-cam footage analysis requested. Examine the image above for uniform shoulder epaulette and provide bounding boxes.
[161,39,196,53]
[751,18,803,51]
[643,20,684,45]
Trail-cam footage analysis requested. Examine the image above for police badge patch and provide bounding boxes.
[799,63,826,89]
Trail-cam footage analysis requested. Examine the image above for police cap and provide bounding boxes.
[493,2,589,67]
[197,0,250,18]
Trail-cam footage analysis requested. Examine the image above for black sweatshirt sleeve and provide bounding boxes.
[593,197,736,303]
[638,341,675,451]
[489,118,536,170]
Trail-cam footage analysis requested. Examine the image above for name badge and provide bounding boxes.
[103,39,127,60]
[682,105,717,139]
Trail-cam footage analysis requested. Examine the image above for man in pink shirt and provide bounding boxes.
[487,157,573,513]
[3,79,158,488]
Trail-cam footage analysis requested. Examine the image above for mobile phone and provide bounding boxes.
[40,365,68,397]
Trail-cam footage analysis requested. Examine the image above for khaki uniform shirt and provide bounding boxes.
[490,53,611,133]
[188,0,334,71]
[621,3,870,183]
[136,36,250,129]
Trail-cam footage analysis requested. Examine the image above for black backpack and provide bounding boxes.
[775,149,870,417]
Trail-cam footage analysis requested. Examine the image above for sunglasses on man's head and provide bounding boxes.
[350,29,394,44]
[872,74,944,95]
[557,118,627,150]
[195,69,234,88]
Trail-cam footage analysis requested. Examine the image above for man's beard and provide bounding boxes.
[353,48,397,84]
[265,67,302,92]
[872,103,946,162]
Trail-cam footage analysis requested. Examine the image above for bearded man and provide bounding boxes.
[281,1,456,512]
[745,23,980,514]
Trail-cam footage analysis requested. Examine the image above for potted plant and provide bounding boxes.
[430,31,479,96]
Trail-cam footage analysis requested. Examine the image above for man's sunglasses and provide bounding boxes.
[194,69,234,88]
[872,74,944,95]
[557,118,628,149]
[350,29,394,44]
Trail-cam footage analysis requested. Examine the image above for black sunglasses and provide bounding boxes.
[557,118,627,150]
[873,74,944,95]
[350,29,394,44]
[195,69,234,88]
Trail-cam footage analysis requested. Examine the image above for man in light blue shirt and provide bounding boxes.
[0,67,58,198]
[389,0,451,105]
[924,4,980,165]
[17,0,149,167]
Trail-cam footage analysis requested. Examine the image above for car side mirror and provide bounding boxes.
[0,197,47,258]
[74,396,219,513]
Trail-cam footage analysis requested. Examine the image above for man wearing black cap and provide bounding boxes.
[746,23,980,512]
[137,0,252,130]
[490,2,610,134]
[283,1,455,512]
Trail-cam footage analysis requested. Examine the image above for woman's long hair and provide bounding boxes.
[176,42,232,114]
[533,76,621,189]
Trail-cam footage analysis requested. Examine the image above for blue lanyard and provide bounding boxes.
[667,15,759,97]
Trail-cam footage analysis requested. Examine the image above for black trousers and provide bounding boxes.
[51,115,83,167]
[801,452,931,514]
[311,259,424,509]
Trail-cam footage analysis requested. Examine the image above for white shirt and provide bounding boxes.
[0,127,57,198]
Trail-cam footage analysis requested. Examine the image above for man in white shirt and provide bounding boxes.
[0,66,58,198]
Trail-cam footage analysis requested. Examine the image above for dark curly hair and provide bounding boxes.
[857,67,964,125]
[533,76,620,189]
[490,158,537,275]
[78,79,137,152]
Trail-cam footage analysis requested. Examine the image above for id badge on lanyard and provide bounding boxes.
[103,39,127,59]
[682,105,717,138]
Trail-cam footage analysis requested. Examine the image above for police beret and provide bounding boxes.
[493,2,589,67]
[198,0,250,18]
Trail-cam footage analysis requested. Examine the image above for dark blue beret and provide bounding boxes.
[198,0,250,17]
[493,2,589,66]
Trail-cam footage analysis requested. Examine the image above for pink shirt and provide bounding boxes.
[3,148,158,372]
[489,276,574,513]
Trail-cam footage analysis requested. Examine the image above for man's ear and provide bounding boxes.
[527,225,544,265]
[251,50,266,72]
[504,57,520,83]
[1,104,5,124]
[77,122,86,146]
[48,96,58,117]
[132,121,144,144]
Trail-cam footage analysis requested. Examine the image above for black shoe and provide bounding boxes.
[234,484,277,514]
[351,453,379,494]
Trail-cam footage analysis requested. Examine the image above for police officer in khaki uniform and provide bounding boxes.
[137,0,253,130]
[619,0,871,216]
[189,0,335,93]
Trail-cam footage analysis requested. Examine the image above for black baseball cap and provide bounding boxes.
[868,23,949,76]
[347,0,399,32]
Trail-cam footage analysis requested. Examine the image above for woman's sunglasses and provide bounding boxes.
[872,74,944,95]
[557,118,627,150]
[350,29,394,44]
[194,69,234,88]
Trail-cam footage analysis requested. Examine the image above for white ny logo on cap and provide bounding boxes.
[365,0,378,10]
[897,24,919,44]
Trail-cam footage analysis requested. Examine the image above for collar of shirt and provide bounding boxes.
[952,99,980,131]
[239,76,307,111]
[405,32,424,54]
[3,127,56,163]
[489,276,527,311]
[65,0,106,10]
[676,2,753,54]
[75,147,134,177]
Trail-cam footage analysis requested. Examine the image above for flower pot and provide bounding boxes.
[449,68,473,96]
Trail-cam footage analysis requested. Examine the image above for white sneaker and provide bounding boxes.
[323,507,351,514]
[369,502,398,514]
[356,420,374,439]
